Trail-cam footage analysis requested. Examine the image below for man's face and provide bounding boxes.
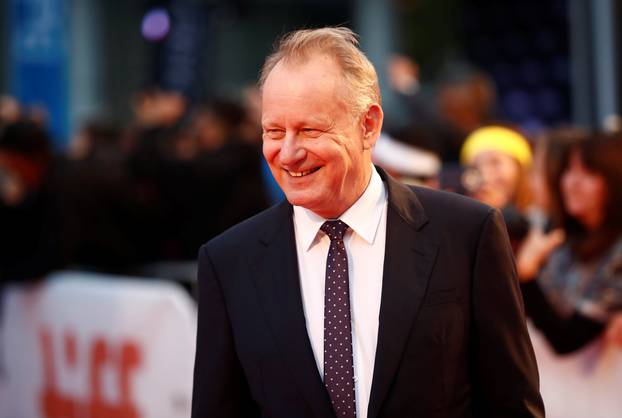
[261,54,380,218]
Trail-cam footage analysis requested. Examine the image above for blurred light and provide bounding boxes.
[521,118,545,136]
[603,114,622,133]
[141,8,171,42]
[535,87,562,119]
[503,89,532,120]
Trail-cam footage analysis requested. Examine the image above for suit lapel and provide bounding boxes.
[367,173,439,418]
[251,202,335,418]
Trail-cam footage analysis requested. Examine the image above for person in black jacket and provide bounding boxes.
[191,27,544,418]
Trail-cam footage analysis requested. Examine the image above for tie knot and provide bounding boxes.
[320,220,349,242]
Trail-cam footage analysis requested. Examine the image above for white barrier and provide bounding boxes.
[529,324,622,418]
[0,271,197,418]
[5,272,621,418]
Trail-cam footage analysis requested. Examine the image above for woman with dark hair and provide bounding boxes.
[517,131,622,354]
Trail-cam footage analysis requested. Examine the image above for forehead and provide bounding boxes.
[261,55,349,123]
[566,149,592,172]
[474,150,517,164]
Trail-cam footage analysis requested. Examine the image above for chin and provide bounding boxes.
[284,191,313,207]
[567,208,585,219]
[285,192,327,213]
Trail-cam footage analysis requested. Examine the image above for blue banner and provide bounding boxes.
[9,0,70,148]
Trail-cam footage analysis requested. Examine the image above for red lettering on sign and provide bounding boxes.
[39,327,142,418]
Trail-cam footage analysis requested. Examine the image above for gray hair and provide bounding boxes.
[259,27,381,115]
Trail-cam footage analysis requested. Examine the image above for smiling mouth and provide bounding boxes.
[287,167,321,177]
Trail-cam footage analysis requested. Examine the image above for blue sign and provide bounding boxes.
[9,0,70,148]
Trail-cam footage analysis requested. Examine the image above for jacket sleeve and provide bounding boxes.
[520,280,605,354]
[471,209,545,417]
[191,244,260,418]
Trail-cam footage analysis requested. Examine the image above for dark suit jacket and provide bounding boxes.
[192,170,545,418]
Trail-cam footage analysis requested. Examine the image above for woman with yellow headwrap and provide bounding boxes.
[460,125,533,211]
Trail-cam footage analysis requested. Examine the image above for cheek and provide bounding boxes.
[560,179,578,209]
[530,170,545,193]
[262,140,279,163]
[498,159,519,184]
[560,173,572,197]
[479,164,504,187]
[584,178,608,207]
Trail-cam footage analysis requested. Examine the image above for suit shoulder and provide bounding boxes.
[411,186,493,225]
[200,201,288,256]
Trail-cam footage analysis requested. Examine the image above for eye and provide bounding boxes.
[263,129,285,140]
[301,128,322,137]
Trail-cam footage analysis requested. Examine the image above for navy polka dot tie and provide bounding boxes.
[320,220,356,418]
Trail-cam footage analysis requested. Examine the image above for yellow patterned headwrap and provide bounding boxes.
[460,126,532,167]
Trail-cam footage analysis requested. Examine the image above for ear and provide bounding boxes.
[361,104,383,150]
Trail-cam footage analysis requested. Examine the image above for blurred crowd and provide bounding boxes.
[0,88,269,283]
[1,55,621,355]
[384,56,622,355]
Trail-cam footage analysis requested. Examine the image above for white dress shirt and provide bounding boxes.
[293,167,388,418]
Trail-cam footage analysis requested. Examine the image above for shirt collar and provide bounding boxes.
[293,166,387,251]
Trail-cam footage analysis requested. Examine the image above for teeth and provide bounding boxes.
[288,168,317,177]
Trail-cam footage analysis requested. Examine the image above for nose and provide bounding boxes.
[279,132,306,167]
[561,169,581,191]
[478,163,495,185]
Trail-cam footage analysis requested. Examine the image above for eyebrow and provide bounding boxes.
[306,116,331,126]
[261,117,281,127]
[262,116,332,128]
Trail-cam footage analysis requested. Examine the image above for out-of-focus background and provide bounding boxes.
[0,1,621,417]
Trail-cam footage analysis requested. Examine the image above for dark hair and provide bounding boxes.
[548,131,622,260]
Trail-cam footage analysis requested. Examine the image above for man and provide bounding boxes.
[192,27,544,418]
